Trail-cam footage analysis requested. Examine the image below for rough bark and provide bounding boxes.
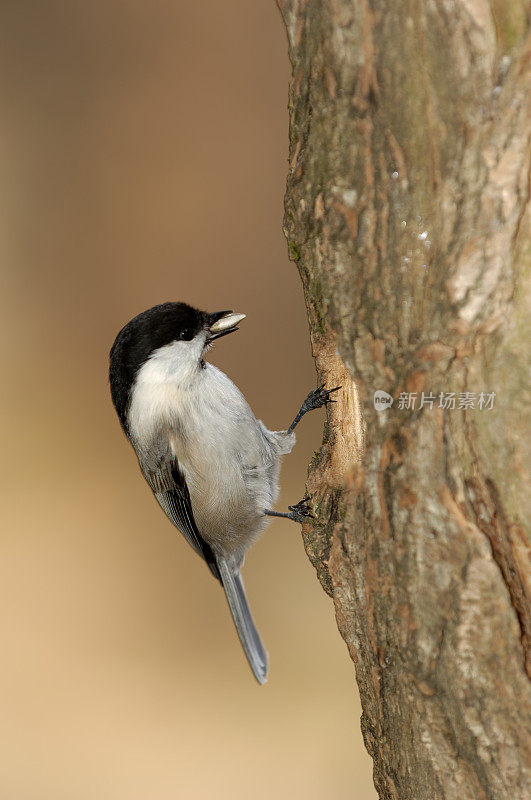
[277,2,531,798]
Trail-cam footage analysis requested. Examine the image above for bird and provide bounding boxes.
[109,301,339,683]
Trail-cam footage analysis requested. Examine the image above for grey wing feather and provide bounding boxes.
[156,488,203,555]
[143,454,220,580]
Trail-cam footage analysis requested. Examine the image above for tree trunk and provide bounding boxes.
[277,1,531,798]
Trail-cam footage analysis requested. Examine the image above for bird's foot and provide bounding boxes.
[286,385,342,434]
[301,384,341,412]
[264,496,314,524]
[287,496,315,523]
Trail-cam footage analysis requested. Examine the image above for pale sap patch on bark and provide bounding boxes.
[312,334,365,486]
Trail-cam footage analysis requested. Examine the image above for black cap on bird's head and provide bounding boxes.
[109,302,245,432]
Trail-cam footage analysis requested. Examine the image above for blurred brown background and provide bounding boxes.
[0,2,375,798]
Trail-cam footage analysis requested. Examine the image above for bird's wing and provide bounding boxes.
[140,444,267,683]
[144,455,220,580]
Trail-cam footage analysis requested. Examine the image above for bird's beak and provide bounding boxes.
[208,310,246,341]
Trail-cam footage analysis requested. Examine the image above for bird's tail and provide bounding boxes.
[217,559,268,685]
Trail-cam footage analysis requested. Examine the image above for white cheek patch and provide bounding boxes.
[127,335,205,445]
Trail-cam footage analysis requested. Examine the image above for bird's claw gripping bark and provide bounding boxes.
[302,384,341,412]
[287,495,315,523]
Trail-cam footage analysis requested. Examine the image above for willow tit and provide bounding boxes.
[109,302,339,684]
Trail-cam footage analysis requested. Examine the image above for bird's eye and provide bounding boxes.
[180,328,194,341]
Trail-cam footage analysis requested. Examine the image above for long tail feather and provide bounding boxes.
[217,559,268,685]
